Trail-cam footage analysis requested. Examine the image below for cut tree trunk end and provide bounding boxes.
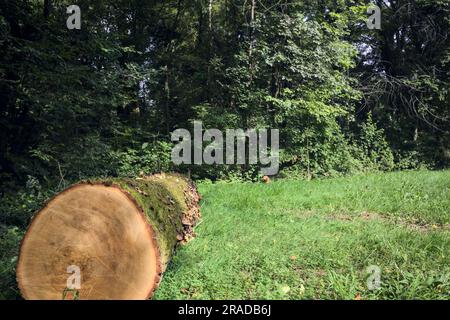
[16,173,201,300]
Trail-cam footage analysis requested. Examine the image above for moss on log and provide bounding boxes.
[16,173,201,300]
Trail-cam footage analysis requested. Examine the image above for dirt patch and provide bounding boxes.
[395,217,450,233]
[316,269,327,277]
[325,211,383,222]
[288,209,448,233]
[359,211,383,221]
[328,211,449,233]
[328,213,353,221]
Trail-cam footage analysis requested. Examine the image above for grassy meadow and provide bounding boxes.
[154,170,450,300]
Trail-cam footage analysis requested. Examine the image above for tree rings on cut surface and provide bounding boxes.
[16,174,201,300]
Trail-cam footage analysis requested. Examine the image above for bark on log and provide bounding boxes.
[16,173,201,300]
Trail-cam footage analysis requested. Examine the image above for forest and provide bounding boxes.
[0,0,449,300]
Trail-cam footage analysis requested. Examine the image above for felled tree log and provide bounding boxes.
[16,173,201,300]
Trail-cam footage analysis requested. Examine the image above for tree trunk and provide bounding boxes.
[207,0,214,103]
[248,0,256,82]
[208,0,213,31]
[164,65,171,136]
[16,173,201,300]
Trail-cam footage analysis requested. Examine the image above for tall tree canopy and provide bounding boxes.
[0,0,448,188]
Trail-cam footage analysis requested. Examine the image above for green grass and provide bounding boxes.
[154,170,450,300]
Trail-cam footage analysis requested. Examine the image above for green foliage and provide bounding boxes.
[354,114,395,172]
[394,150,427,171]
[1,0,448,187]
[0,227,24,300]
[0,176,50,228]
[355,0,450,168]
[113,141,174,177]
